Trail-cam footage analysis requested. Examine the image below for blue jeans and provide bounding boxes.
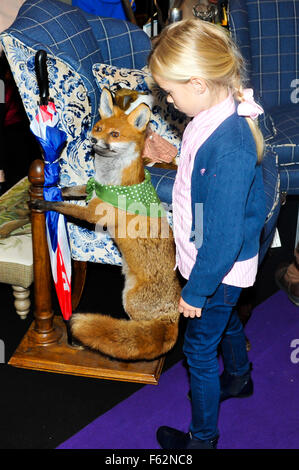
[183,283,250,441]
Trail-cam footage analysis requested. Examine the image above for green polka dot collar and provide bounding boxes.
[86,169,166,218]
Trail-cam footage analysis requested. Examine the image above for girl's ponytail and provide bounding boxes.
[244,116,264,164]
[232,84,265,163]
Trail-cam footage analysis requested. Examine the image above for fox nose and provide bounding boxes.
[90,137,97,144]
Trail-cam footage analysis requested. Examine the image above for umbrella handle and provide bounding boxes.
[35,50,49,106]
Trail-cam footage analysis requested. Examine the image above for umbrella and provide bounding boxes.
[30,50,72,324]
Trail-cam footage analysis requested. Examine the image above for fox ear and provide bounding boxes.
[99,88,114,119]
[127,103,151,132]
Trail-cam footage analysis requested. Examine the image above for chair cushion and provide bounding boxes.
[0,178,33,288]
[92,63,190,161]
[146,167,176,206]
[260,103,299,193]
[279,163,299,194]
[264,104,299,166]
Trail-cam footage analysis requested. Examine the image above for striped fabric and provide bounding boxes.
[228,0,299,194]
[222,253,258,287]
[172,93,259,287]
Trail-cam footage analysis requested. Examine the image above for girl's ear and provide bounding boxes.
[99,88,114,118]
[190,77,206,95]
[127,103,151,132]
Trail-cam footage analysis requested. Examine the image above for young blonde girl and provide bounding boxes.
[149,19,266,450]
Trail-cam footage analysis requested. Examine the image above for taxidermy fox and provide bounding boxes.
[31,88,181,361]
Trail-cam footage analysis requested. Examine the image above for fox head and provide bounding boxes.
[90,88,151,185]
[91,88,151,159]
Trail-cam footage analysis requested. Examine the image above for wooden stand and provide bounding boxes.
[8,160,164,384]
[9,316,164,384]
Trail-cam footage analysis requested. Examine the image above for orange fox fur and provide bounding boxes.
[32,88,181,361]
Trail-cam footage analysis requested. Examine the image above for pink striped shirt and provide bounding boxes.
[172,93,258,288]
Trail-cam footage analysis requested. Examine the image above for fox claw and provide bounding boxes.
[28,199,50,211]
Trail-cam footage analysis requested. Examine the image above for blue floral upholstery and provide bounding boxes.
[0,0,156,266]
[0,0,280,267]
[229,0,299,195]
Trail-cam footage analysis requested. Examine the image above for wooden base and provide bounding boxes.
[8,316,164,384]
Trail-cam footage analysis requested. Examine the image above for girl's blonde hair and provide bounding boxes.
[148,19,264,162]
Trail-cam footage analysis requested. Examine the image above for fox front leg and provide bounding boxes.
[29,199,88,220]
[29,198,99,225]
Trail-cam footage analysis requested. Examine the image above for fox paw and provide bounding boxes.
[61,187,74,198]
[28,199,52,211]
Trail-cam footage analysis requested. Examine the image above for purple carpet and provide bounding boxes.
[57,290,299,449]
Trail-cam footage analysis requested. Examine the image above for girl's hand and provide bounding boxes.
[178,296,202,318]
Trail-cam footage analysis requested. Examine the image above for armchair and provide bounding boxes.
[228,0,299,245]
[0,0,280,380]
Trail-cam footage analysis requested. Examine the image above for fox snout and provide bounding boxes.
[91,137,115,157]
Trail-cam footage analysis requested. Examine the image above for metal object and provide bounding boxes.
[168,7,182,23]
[192,2,218,22]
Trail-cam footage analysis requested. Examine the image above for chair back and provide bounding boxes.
[229,0,299,109]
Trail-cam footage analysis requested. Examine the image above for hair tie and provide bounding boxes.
[237,88,264,120]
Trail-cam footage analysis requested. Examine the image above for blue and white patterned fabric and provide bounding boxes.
[229,0,299,195]
[0,0,154,265]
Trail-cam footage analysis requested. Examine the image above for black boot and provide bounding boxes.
[219,366,253,402]
[187,364,253,403]
[157,426,218,450]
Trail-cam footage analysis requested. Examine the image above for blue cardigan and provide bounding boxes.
[181,112,267,308]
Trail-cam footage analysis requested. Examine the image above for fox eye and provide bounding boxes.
[110,131,120,138]
[95,126,102,132]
